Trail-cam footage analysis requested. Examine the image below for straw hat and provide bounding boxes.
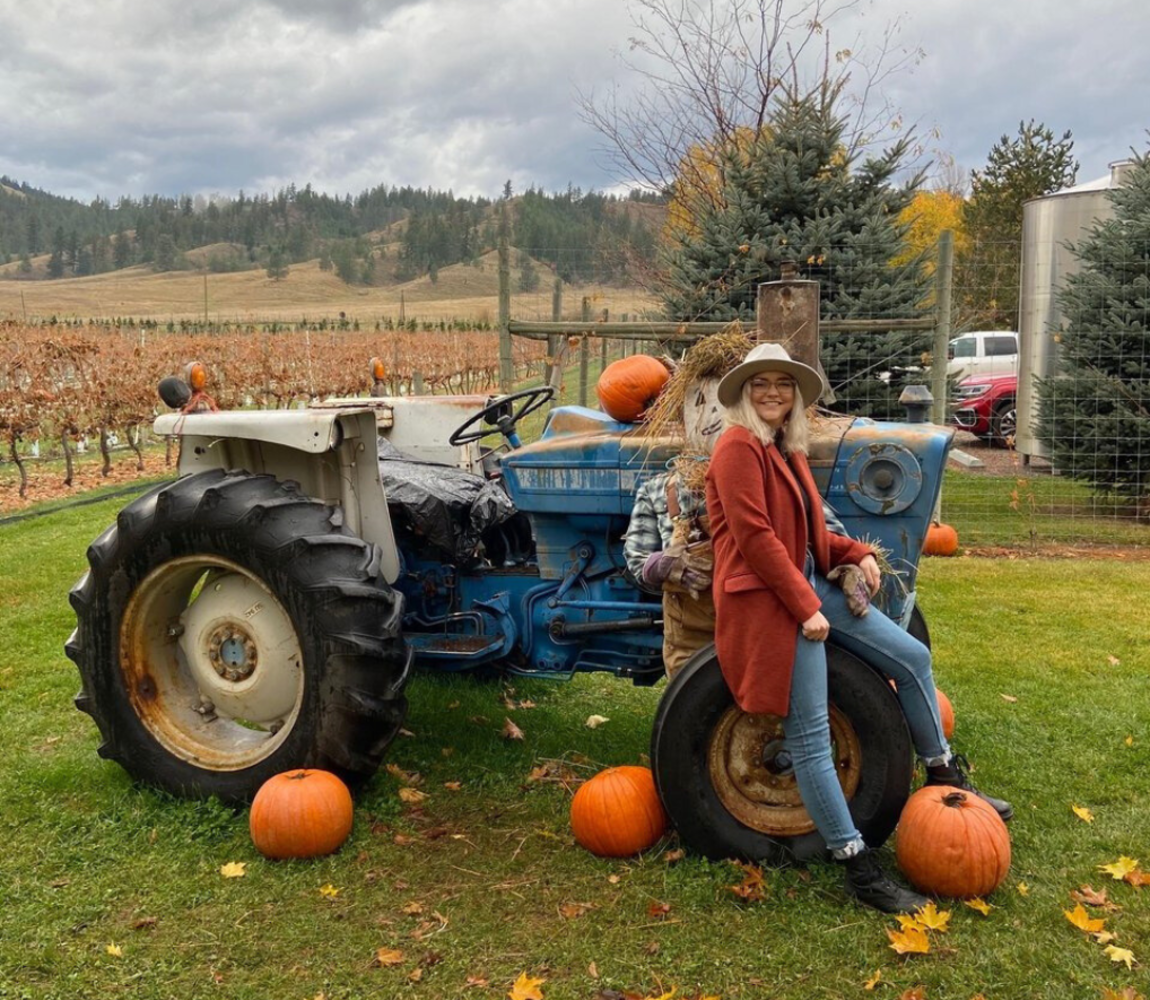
[716,342,825,407]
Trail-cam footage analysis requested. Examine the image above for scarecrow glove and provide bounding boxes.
[826,564,871,617]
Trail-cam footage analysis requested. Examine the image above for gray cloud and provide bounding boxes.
[0,0,1145,202]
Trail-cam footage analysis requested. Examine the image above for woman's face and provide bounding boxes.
[748,369,796,430]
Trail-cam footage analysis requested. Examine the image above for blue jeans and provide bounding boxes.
[784,561,950,857]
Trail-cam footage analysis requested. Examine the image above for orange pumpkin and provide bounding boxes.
[896,786,1010,897]
[923,521,959,557]
[936,687,955,739]
[596,355,669,423]
[570,765,667,857]
[250,769,354,859]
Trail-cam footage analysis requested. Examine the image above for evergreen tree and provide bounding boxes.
[1036,155,1150,507]
[962,120,1077,329]
[518,251,540,292]
[153,234,181,271]
[266,248,289,281]
[25,215,40,255]
[662,88,930,417]
[47,226,67,278]
[113,230,132,269]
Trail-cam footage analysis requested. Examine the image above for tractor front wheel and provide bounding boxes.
[651,643,912,864]
[66,470,412,803]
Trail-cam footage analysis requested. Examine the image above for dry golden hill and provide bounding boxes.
[0,249,659,324]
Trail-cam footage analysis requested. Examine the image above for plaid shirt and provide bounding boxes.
[623,470,849,579]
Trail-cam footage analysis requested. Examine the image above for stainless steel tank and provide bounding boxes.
[1016,161,1132,459]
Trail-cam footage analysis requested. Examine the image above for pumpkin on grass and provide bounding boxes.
[596,355,670,423]
[896,786,1010,897]
[571,765,667,857]
[923,522,959,557]
[936,687,955,739]
[250,769,354,859]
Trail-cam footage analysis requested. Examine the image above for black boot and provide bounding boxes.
[926,754,1014,822]
[844,849,930,915]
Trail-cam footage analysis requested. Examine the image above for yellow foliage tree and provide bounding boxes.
[893,190,967,272]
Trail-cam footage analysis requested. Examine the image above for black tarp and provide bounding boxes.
[378,439,515,561]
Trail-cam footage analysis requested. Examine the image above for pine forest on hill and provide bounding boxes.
[0,177,663,292]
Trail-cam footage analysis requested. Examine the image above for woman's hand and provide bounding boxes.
[858,554,882,596]
[801,611,830,641]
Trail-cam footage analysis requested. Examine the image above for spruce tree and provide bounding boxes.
[1036,156,1150,508]
[662,89,929,417]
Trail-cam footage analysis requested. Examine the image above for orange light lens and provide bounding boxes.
[370,357,387,380]
[187,361,207,392]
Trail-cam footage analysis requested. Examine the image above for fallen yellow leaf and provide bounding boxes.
[1099,857,1140,881]
[105,943,123,957]
[374,948,405,967]
[1064,903,1106,934]
[402,901,423,915]
[1107,654,1121,666]
[584,715,610,728]
[644,991,677,1000]
[407,968,423,982]
[444,781,462,791]
[964,897,992,916]
[1072,805,1095,823]
[1000,693,1018,703]
[1125,736,1135,747]
[219,862,246,879]
[508,971,546,1000]
[398,787,428,804]
[896,913,926,933]
[1104,945,1136,969]
[1094,930,1118,944]
[1100,988,1144,1000]
[1017,882,1030,896]
[886,926,930,955]
[863,969,882,990]
[502,718,525,741]
[319,884,341,899]
[914,901,951,932]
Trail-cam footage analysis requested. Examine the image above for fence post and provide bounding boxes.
[545,276,563,385]
[413,370,425,396]
[932,230,955,425]
[579,335,590,406]
[498,206,513,392]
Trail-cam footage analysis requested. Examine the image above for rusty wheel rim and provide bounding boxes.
[707,704,863,837]
[119,555,304,771]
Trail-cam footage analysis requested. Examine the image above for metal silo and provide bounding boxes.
[1016,161,1132,459]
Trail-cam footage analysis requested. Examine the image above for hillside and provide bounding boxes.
[0,249,660,323]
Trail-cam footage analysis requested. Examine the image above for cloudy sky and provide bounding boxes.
[0,0,1146,203]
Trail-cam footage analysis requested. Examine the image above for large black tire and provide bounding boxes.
[651,643,912,864]
[66,469,412,803]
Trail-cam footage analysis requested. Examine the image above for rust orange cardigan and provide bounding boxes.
[705,426,873,715]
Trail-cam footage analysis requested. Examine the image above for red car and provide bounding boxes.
[951,372,1017,446]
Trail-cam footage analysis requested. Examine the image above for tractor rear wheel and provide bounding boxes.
[651,643,912,864]
[66,470,412,804]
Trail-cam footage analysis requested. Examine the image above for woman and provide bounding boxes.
[705,343,1011,914]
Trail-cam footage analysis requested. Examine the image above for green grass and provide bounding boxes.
[942,468,1147,549]
[2,495,1149,999]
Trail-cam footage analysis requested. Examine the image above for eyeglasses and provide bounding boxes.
[749,377,796,395]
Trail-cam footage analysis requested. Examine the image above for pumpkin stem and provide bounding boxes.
[287,770,311,781]
[941,791,967,808]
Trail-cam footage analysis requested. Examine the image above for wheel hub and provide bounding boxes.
[708,705,862,836]
[208,626,258,682]
[119,555,303,771]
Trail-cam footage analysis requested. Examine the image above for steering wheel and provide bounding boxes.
[448,386,556,447]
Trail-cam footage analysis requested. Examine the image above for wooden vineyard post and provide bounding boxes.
[497,206,513,393]
[579,335,590,406]
[546,277,563,385]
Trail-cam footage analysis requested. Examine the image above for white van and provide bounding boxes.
[947,331,1018,380]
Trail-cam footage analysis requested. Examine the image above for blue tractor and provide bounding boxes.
[68,378,952,863]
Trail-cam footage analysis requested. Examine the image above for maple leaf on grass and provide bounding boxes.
[728,861,766,902]
[1071,885,1118,910]
[1072,805,1095,823]
[219,862,246,879]
[1099,857,1140,880]
[887,926,930,955]
[402,901,423,915]
[897,989,926,1000]
[398,787,428,804]
[373,948,405,968]
[1094,931,1118,945]
[647,901,673,919]
[558,901,593,919]
[1016,882,1030,897]
[964,898,992,916]
[896,913,926,933]
[1104,945,1137,970]
[1064,904,1106,934]
[1100,988,1144,1000]
[914,901,951,932]
[863,969,882,990]
[319,884,341,899]
[585,715,610,728]
[502,717,525,741]
[105,943,123,958]
[1124,868,1150,888]
[508,971,546,1000]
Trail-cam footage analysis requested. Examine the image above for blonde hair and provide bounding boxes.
[722,378,810,455]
